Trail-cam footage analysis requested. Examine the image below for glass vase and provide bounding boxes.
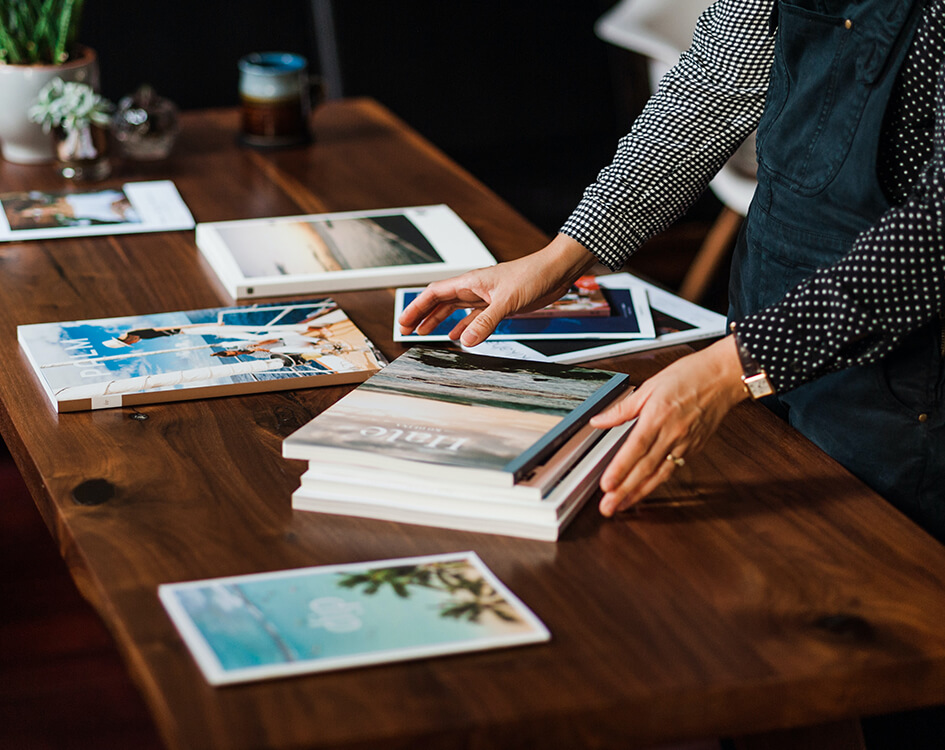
[53,122,112,181]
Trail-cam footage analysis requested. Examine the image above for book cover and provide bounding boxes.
[0,180,195,241]
[282,347,630,486]
[465,273,728,364]
[393,282,654,342]
[18,298,386,412]
[509,276,611,319]
[195,204,496,299]
[158,551,550,685]
[300,419,606,504]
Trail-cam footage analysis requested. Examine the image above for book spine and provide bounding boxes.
[503,371,630,481]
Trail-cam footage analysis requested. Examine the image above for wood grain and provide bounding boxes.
[1,101,944,750]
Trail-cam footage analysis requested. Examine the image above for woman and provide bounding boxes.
[399,0,945,542]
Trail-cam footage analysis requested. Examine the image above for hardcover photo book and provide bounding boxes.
[466,273,728,364]
[195,204,496,299]
[0,180,195,241]
[393,281,654,342]
[158,551,550,685]
[282,347,630,487]
[18,298,386,412]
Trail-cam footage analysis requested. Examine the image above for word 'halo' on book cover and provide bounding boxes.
[282,347,630,486]
[158,550,550,685]
[18,298,386,412]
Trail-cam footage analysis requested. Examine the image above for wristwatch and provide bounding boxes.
[730,322,775,400]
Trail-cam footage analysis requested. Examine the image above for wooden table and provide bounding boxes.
[2,101,944,750]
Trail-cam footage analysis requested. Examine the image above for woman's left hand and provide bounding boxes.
[590,335,750,515]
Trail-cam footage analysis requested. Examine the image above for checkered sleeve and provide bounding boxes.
[561,0,776,269]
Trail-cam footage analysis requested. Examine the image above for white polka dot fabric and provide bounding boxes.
[737,1,945,392]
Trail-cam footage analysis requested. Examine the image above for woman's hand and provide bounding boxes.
[397,233,596,347]
[591,335,750,516]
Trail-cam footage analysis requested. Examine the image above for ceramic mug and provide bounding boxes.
[238,51,313,147]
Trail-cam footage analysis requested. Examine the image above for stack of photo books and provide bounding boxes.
[283,347,634,541]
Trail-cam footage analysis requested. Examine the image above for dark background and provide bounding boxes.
[80,0,720,242]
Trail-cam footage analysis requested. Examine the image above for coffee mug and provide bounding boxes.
[238,52,313,147]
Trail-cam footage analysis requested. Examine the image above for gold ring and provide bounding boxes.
[666,453,685,468]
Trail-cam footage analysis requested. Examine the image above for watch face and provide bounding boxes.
[745,373,774,399]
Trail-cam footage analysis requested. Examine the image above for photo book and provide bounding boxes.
[393,280,654,342]
[509,276,611,319]
[0,180,194,241]
[293,421,633,541]
[464,273,728,364]
[195,204,496,299]
[18,298,386,412]
[300,417,607,505]
[282,347,631,487]
[159,551,550,685]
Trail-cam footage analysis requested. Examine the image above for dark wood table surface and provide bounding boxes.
[2,101,944,750]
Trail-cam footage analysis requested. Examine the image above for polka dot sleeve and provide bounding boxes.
[737,65,945,394]
[560,0,776,270]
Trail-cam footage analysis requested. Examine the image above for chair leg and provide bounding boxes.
[678,206,743,303]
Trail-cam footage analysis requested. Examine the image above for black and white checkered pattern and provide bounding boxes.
[561,0,775,269]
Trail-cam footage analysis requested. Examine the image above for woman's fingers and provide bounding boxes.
[399,234,598,343]
[595,336,750,516]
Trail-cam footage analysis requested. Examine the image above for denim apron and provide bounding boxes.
[728,0,945,540]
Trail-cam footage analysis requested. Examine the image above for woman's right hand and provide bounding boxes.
[397,233,597,347]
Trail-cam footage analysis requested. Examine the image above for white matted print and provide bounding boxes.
[159,551,550,686]
[0,180,194,240]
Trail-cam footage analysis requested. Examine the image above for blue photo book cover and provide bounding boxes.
[392,283,654,342]
[18,298,386,412]
[158,551,550,685]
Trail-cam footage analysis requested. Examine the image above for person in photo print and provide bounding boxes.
[401,0,945,551]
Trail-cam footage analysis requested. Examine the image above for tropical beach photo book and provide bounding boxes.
[393,280,654,342]
[465,273,728,365]
[292,421,633,541]
[0,180,195,241]
[158,551,550,685]
[18,298,386,412]
[195,204,496,299]
[282,347,631,487]
[299,418,607,504]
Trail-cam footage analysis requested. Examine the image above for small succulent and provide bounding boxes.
[28,77,113,132]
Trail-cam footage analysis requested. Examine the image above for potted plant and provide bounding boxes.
[0,0,99,164]
[29,77,112,179]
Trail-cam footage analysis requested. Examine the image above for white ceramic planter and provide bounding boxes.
[0,46,100,164]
